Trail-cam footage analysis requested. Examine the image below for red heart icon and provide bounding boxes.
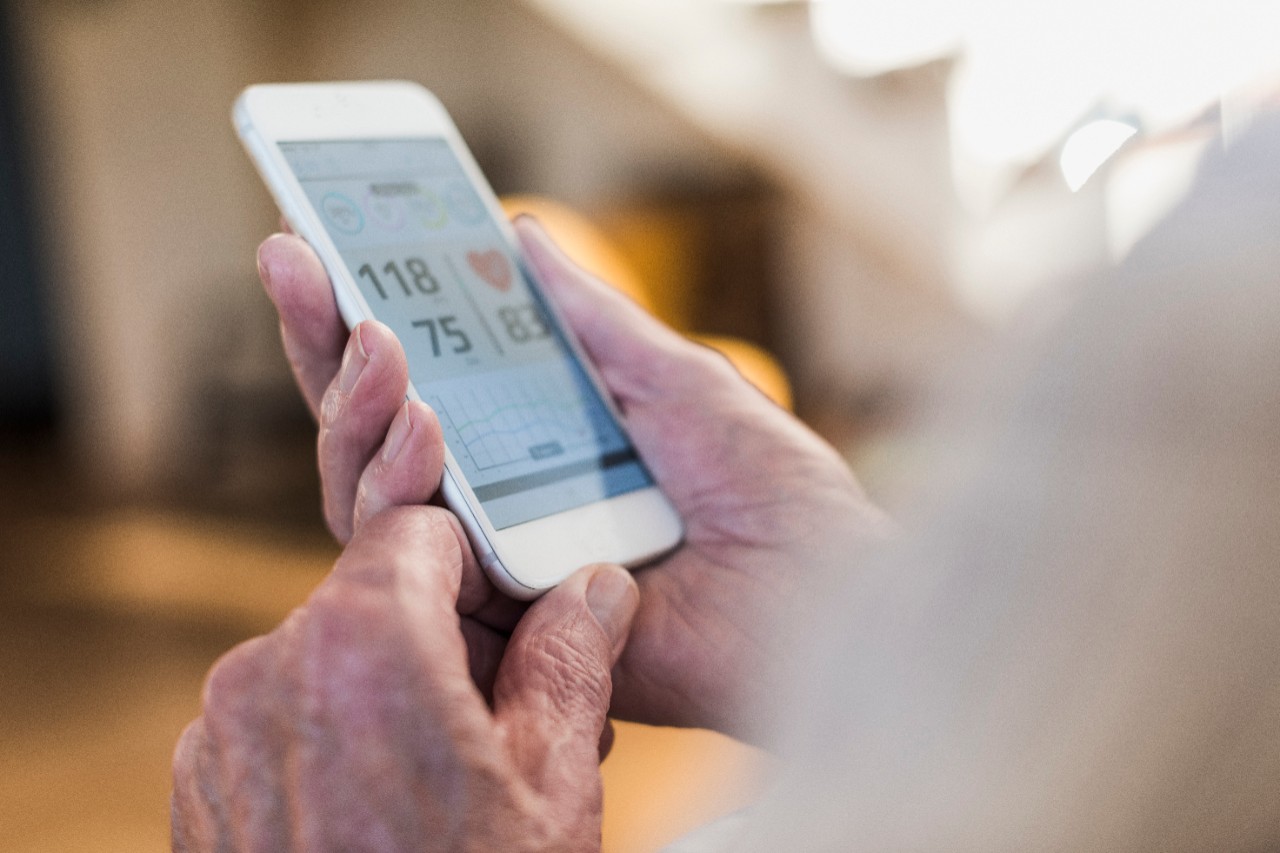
[467,249,512,292]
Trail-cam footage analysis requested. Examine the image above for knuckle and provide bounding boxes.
[322,495,350,545]
[349,505,462,578]
[330,542,398,590]
[287,505,465,719]
[293,603,356,718]
[299,583,398,679]
[201,635,273,729]
[170,727,216,852]
[351,478,376,531]
[682,339,739,386]
[639,335,734,400]
[306,579,388,634]
[317,383,346,430]
[291,589,423,738]
[171,717,206,783]
[418,506,464,556]
[318,430,355,544]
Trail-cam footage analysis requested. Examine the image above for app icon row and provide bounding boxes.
[320,181,486,235]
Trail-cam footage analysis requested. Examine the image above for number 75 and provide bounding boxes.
[411,315,473,356]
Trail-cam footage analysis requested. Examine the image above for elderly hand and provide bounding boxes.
[256,218,887,740]
[172,505,638,851]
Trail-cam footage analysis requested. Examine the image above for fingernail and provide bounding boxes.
[256,253,271,289]
[381,403,413,463]
[257,234,289,293]
[337,325,370,395]
[585,566,637,652]
[515,217,547,247]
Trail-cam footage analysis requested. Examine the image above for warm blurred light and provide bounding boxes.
[809,0,961,77]
[1059,120,1139,192]
[808,0,1280,208]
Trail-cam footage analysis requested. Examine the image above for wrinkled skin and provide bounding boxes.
[252,217,887,738]
[172,504,639,851]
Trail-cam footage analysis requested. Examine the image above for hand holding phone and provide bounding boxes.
[235,81,682,598]
[257,209,885,738]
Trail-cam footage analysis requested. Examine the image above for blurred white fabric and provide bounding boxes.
[676,116,1280,850]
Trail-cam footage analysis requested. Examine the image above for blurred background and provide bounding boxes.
[0,0,1276,850]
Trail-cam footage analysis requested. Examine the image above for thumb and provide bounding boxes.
[492,564,638,795]
[515,216,708,406]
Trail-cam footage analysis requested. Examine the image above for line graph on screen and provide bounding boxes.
[430,371,610,471]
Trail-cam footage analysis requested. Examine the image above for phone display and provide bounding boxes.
[234,82,682,597]
[280,139,650,530]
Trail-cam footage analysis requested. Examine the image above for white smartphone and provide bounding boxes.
[233,81,682,599]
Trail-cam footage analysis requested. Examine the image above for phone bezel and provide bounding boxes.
[234,81,682,597]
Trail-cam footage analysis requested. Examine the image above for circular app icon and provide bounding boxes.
[444,181,486,225]
[320,192,364,235]
[365,190,406,231]
[409,190,449,229]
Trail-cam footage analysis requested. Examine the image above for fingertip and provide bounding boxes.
[349,398,447,539]
[339,505,466,593]
[352,321,410,399]
[256,233,303,296]
[513,216,563,282]
[408,399,442,443]
[257,234,341,338]
[255,234,284,294]
[512,214,551,248]
[532,563,639,660]
[378,399,440,469]
[377,401,415,465]
[583,564,639,660]
[511,212,541,235]
[490,563,632,767]
[351,319,396,359]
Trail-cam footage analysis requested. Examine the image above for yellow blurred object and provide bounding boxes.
[599,721,764,853]
[596,204,704,334]
[500,196,792,410]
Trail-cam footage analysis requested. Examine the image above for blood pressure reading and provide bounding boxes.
[357,257,440,298]
[280,139,652,529]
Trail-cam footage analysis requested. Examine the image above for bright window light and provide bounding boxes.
[805,0,1280,207]
[1059,119,1139,192]
[810,0,962,77]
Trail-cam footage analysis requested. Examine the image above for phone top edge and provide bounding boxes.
[234,81,448,143]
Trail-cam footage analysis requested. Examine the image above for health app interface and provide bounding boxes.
[280,139,651,529]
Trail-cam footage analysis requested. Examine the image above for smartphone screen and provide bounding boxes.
[279,138,653,530]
